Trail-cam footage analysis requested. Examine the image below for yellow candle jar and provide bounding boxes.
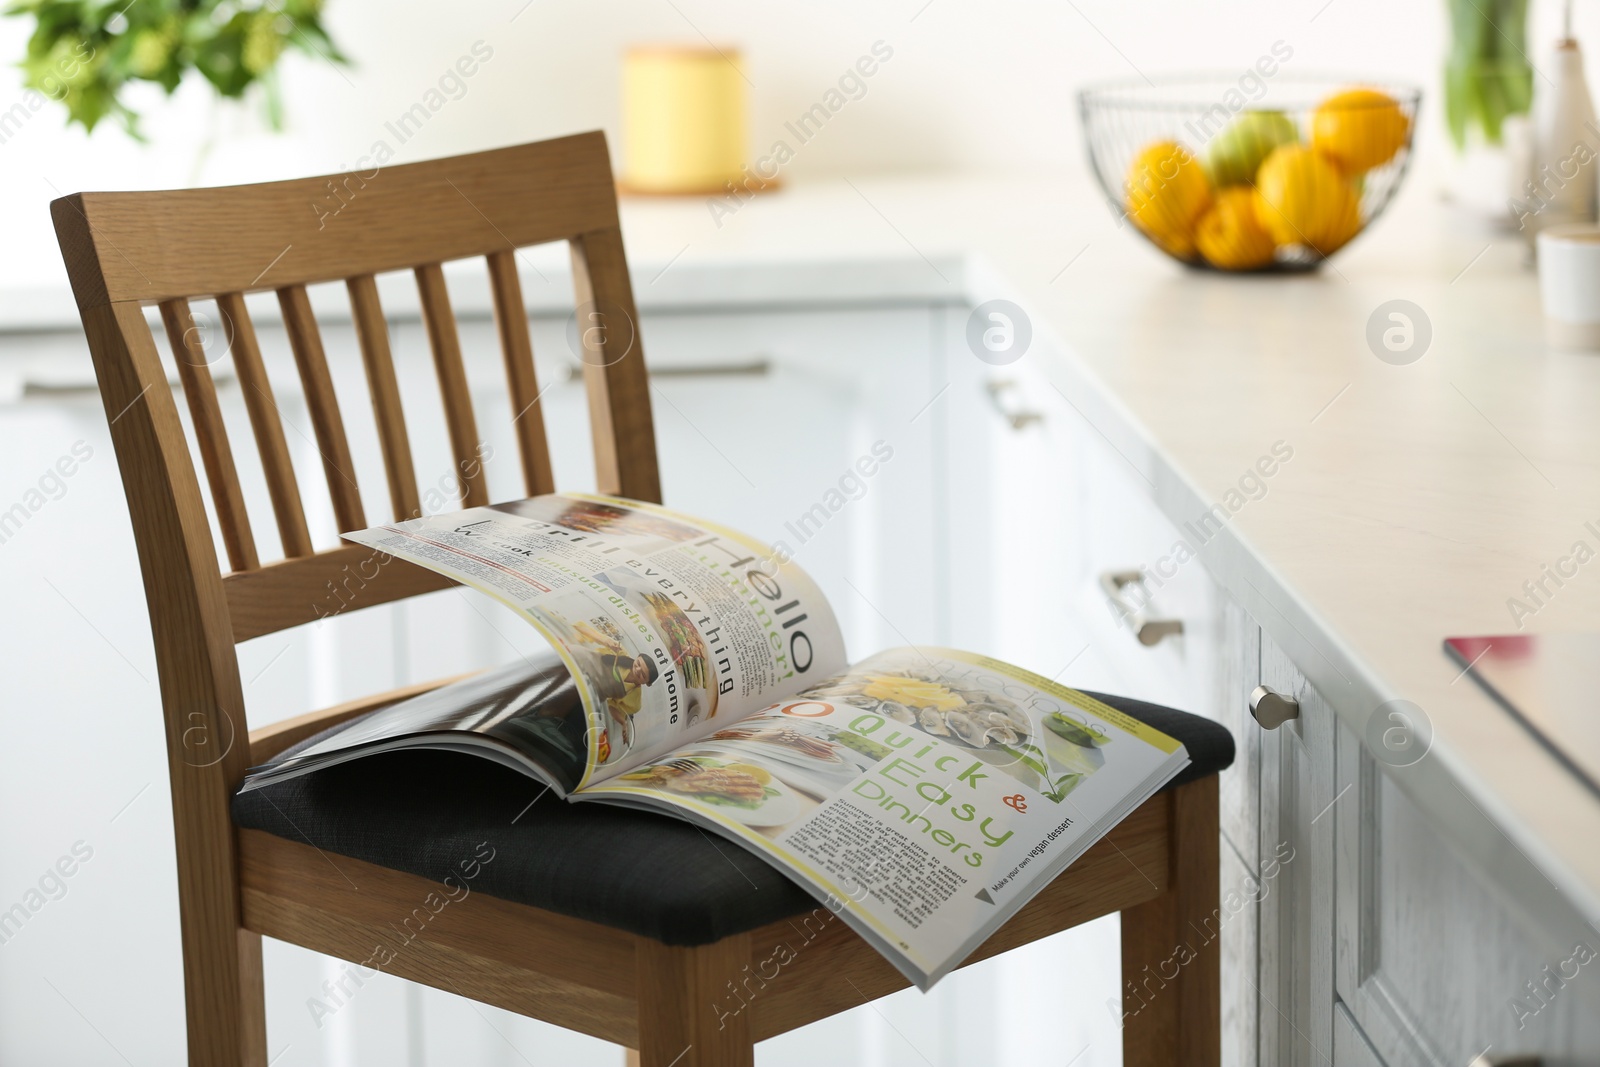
[622,45,750,195]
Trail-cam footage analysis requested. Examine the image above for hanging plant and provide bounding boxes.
[4,0,348,140]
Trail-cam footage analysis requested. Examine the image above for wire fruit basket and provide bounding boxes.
[1079,76,1422,271]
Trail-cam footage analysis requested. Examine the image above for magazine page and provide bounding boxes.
[341,493,848,788]
[239,648,593,795]
[577,647,1189,989]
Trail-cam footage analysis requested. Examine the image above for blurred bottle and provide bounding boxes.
[1521,21,1599,245]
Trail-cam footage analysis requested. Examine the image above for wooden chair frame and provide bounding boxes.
[53,132,1220,1066]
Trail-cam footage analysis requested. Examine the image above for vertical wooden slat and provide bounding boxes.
[346,275,421,519]
[276,284,366,532]
[216,292,313,558]
[160,297,260,571]
[569,225,660,503]
[486,250,555,497]
[415,263,489,508]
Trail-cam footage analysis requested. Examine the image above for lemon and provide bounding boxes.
[1125,141,1211,261]
[1255,144,1363,253]
[1315,181,1364,255]
[1195,187,1277,270]
[1140,218,1200,260]
[1311,88,1409,174]
[727,763,772,785]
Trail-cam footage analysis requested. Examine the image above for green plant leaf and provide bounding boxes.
[1443,0,1531,150]
[5,0,348,134]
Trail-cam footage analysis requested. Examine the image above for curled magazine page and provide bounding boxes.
[579,647,1188,989]
[241,647,592,794]
[341,493,848,787]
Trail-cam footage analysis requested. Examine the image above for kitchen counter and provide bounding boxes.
[10,168,1599,945]
[617,173,1600,943]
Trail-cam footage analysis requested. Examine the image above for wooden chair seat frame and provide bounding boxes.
[53,132,1220,1066]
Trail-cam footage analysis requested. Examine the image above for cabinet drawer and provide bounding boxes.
[1048,395,1266,861]
[1064,415,1227,716]
[1335,726,1600,1067]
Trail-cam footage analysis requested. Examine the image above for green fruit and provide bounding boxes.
[1203,110,1300,187]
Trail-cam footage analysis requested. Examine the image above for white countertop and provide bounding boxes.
[10,168,1599,938]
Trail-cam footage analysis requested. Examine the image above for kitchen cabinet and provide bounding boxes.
[1226,590,1600,1067]
[1334,714,1600,1067]
[974,351,1269,1067]
[1032,375,1266,1067]
[1020,332,1600,1067]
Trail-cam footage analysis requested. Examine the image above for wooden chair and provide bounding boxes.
[53,132,1223,1066]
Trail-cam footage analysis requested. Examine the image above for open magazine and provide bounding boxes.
[242,493,1189,990]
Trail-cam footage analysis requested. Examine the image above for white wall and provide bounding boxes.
[0,0,1520,294]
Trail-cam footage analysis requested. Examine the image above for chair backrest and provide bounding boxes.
[52,132,658,914]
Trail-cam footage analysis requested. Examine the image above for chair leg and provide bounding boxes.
[636,934,755,1067]
[1120,776,1221,1067]
[236,930,269,1062]
[183,921,268,1066]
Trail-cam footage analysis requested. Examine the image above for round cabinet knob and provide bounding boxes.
[1249,685,1300,730]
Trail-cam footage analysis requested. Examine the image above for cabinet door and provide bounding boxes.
[1335,1004,1389,1067]
[939,337,1111,682]
[627,305,943,656]
[0,386,186,1065]
[1217,602,1263,1067]
[1221,837,1263,1067]
[1259,634,1338,1067]
[1334,721,1600,1067]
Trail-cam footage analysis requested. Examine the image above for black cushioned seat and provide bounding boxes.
[233,691,1233,946]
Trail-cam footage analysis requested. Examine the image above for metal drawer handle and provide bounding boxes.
[564,358,770,382]
[21,366,236,398]
[1249,685,1300,730]
[1098,569,1183,646]
[1470,1057,1541,1067]
[985,379,1044,430]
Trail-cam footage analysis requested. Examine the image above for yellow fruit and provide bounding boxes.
[1316,182,1364,254]
[1195,188,1277,270]
[1310,88,1409,174]
[1125,140,1211,260]
[1255,144,1363,253]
